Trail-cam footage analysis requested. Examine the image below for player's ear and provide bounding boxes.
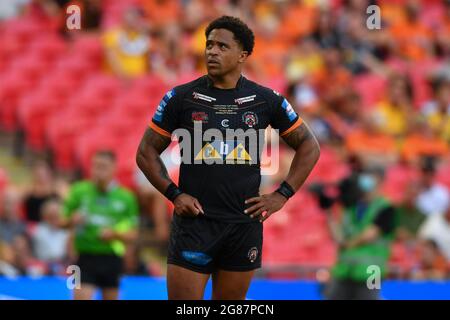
[238,51,249,63]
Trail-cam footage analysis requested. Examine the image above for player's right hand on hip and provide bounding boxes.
[173,194,205,217]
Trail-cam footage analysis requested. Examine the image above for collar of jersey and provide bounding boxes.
[205,74,245,91]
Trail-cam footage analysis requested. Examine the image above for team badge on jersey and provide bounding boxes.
[242,111,258,128]
[248,247,258,263]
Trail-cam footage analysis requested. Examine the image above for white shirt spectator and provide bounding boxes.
[0,0,30,20]
[32,224,69,262]
[419,213,450,261]
[416,183,450,216]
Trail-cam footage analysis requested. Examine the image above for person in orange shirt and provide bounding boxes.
[141,0,180,28]
[345,115,398,167]
[389,2,434,61]
[314,48,352,105]
[411,239,449,280]
[276,0,317,43]
[401,119,449,165]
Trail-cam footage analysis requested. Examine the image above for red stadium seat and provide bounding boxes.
[17,91,64,150]
[2,18,46,46]
[307,146,349,185]
[53,55,99,82]
[81,74,123,100]
[8,53,50,83]
[381,164,419,204]
[70,34,104,68]
[0,71,36,131]
[436,162,450,190]
[112,91,156,122]
[27,35,67,64]
[133,75,170,98]
[0,168,8,194]
[388,242,418,277]
[352,74,387,109]
[47,110,97,170]
[38,71,82,101]
[75,129,118,177]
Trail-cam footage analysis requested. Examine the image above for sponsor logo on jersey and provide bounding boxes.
[242,111,258,128]
[192,92,216,102]
[153,89,175,122]
[235,94,256,105]
[191,111,209,123]
[194,140,252,162]
[281,98,297,121]
[221,119,229,127]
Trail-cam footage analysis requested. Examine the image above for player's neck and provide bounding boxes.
[207,72,242,89]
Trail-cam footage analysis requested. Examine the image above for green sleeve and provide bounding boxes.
[115,192,139,233]
[63,184,81,218]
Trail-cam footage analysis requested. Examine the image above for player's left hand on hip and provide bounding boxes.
[244,192,287,223]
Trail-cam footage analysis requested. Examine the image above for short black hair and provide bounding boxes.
[205,16,255,55]
[94,150,116,162]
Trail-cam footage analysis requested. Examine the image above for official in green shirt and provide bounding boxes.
[325,168,397,300]
[62,150,139,300]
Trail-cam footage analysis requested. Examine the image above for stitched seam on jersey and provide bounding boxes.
[236,101,266,110]
[184,99,212,108]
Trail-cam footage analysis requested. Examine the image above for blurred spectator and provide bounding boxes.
[0,239,19,277]
[395,183,425,242]
[324,90,362,140]
[415,157,450,216]
[0,0,29,20]
[421,78,450,143]
[372,74,413,137]
[411,239,448,280]
[314,48,351,105]
[142,0,181,29]
[0,188,42,275]
[338,9,376,74]
[103,6,151,79]
[0,188,27,245]
[345,115,397,167]
[311,8,340,49]
[23,161,59,223]
[401,118,449,164]
[325,167,397,300]
[389,1,433,61]
[31,199,69,273]
[419,201,450,261]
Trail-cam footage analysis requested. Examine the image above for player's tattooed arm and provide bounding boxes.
[137,128,205,217]
[281,122,320,191]
[245,122,320,223]
[136,128,173,194]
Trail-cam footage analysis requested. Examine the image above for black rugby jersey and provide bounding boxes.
[150,75,302,223]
